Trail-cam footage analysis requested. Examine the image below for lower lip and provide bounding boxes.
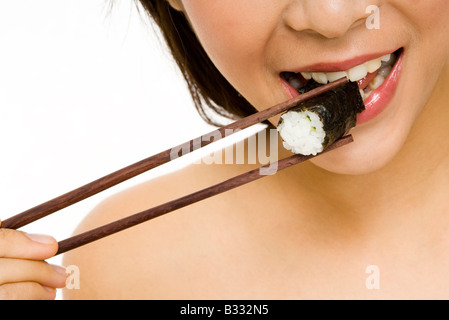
[279,50,404,125]
[357,51,403,125]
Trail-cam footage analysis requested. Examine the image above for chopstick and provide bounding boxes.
[56,135,353,255]
[1,77,348,230]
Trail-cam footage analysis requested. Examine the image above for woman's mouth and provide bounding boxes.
[280,49,403,125]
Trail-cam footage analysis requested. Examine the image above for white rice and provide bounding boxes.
[277,110,326,156]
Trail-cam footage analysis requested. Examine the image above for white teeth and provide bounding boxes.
[381,54,391,62]
[289,55,394,101]
[359,73,386,100]
[369,74,386,90]
[348,64,368,82]
[327,71,348,82]
[366,58,382,73]
[312,72,328,84]
[297,53,396,85]
[301,72,312,80]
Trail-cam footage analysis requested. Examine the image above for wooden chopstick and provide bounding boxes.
[1,77,348,230]
[56,135,353,255]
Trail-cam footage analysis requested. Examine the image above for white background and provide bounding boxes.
[0,0,264,298]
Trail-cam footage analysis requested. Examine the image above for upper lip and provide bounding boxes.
[284,49,400,73]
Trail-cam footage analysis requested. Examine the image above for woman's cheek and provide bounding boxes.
[183,1,279,89]
[392,0,449,36]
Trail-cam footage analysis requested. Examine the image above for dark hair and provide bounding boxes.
[136,0,259,126]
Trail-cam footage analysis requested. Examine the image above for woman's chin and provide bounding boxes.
[309,128,407,176]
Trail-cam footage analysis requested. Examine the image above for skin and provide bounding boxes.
[0,222,67,300]
[60,0,449,299]
[4,0,449,299]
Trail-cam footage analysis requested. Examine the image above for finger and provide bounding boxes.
[0,228,58,260]
[0,258,67,289]
[0,282,57,300]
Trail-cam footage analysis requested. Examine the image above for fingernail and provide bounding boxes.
[50,264,67,276]
[25,233,56,244]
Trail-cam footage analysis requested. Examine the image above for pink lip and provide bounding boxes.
[279,49,404,125]
[356,50,403,125]
[289,51,395,73]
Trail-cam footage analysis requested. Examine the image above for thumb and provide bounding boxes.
[0,221,58,260]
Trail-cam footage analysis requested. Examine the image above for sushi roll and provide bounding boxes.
[277,80,364,156]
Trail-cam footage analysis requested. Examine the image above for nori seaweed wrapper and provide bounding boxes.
[278,80,365,150]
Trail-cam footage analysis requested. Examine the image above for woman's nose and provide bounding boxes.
[283,0,373,39]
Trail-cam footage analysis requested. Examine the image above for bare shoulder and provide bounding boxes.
[62,161,263,299]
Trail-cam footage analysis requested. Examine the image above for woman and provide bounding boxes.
[2,0,449,299]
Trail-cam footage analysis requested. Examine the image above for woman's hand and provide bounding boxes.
[0,220,68,300]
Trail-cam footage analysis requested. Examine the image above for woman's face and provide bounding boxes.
[174,0,449,175]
